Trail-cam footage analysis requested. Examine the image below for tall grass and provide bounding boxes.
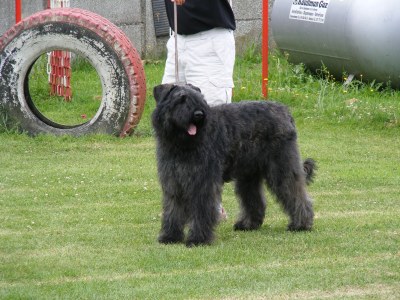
[266,51,400,129]
[138,49,399,138]
[2,49,398,134]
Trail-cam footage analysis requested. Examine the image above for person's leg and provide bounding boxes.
[183,28,235,106]
[181,29,235,220]
[162,35,186,84]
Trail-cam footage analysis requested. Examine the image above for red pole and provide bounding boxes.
[15,0,22,23]
[262,0,269,98]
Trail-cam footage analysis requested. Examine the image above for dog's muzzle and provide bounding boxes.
[187,110,205,136]
[193,110,205,123]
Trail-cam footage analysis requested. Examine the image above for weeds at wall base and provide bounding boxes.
[267,51,400,130]
[0,106,20,134]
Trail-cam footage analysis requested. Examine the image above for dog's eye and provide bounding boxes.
[177,96,186,104]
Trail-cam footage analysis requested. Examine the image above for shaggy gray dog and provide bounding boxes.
[152,84,315,247]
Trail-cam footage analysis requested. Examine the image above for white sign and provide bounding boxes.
[289,0,331,24]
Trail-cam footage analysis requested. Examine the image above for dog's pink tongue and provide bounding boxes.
[187,124,197,136]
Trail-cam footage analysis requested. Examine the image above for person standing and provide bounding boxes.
[162,0,236,106]
[161,0,236,220]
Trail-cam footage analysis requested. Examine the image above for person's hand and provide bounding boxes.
[172,0,185,5]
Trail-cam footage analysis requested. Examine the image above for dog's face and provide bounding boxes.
[152,84,210,142]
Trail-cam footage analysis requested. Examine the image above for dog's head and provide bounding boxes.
[152,84,210,142]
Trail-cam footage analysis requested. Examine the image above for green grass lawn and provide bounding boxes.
[0,51,399,299]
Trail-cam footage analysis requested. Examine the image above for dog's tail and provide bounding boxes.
[303,158,317,185]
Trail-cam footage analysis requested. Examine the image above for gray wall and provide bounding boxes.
[0,0,271,58]
[0,0,47,32]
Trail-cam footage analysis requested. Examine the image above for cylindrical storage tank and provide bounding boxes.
[271,0,400,88]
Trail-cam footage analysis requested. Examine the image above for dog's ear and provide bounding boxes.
[153,84,176,103]
[186,84,202,94]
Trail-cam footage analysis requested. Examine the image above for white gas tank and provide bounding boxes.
[271,0,400,87]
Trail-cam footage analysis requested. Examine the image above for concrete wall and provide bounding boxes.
[0,0,47,33]
[0,0,272,58]
[72,0,146,57]
[234,0,262,54]
[0,1,14,33]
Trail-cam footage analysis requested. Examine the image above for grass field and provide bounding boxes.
[0,50,399,299]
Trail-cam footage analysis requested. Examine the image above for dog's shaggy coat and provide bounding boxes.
[152,84,315,246]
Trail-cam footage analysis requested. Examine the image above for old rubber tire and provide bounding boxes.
[0,8,146,137]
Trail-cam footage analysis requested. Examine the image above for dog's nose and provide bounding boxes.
[193,110,204,121]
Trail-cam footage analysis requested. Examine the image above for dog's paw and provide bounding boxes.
[158,233,184,244]
[185,238,212,247]
[287,222,313,232]
[185,232,214,247]
[233,219,262,231]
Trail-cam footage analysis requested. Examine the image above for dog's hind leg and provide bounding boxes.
[265,141,314,231]
[233,176,266,231]
[278,180,314,231]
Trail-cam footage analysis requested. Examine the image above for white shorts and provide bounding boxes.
[162,28,235,106]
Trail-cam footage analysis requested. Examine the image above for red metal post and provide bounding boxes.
[15,0,22,23]
[47,0,72,101]
[262,0,269,98]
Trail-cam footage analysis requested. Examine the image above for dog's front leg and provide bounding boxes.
[186,184,221,247]
[158,192,186,244]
